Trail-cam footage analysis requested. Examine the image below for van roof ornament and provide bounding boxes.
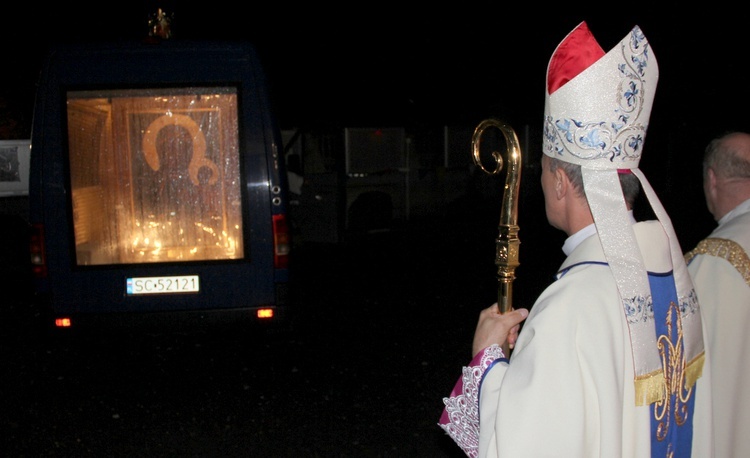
[148,8,173,40]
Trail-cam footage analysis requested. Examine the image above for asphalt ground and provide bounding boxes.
[1,210,563,457]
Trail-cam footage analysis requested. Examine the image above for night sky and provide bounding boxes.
[3,3,746,130]
[1,1,747,247]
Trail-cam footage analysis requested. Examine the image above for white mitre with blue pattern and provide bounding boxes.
[543,23,656,169]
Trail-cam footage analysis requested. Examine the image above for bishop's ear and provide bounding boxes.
[554,168,567,199]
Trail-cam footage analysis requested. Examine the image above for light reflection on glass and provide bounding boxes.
[67,87,244,266]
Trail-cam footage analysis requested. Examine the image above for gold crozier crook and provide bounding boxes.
[471,119,522,317]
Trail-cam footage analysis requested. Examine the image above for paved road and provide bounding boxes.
[1,213,561,457]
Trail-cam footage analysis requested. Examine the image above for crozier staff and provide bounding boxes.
[438,21,713,457]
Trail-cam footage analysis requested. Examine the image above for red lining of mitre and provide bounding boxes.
[547,21,606,95]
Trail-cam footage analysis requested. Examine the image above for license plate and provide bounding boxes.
[126,275,200,295]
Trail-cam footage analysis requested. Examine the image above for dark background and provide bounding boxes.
[2,2,748,248]
[4,4,747,132]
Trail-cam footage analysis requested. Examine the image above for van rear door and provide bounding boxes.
[29,40,291,331]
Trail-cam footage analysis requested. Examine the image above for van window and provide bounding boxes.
[67,87,244,266]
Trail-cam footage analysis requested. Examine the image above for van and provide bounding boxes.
[28,39,292,333]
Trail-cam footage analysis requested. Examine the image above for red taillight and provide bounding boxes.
[55,318,72,328]
[272,213,290,269]
[30,223,47,278]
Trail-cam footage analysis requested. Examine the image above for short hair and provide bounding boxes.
[546,156,640,207]
[703,132,750,180]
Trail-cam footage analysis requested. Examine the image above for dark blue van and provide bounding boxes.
[28,39,292,332]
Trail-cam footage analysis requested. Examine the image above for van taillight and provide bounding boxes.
[272,214,290,269]
[30,223,47,278]
[55,318,72,328]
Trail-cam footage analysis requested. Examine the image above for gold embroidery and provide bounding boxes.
[634,352,703,407]
[653,301,692,442]
[685,237,750,287]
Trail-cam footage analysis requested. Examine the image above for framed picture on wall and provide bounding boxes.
[0,139,30,196]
